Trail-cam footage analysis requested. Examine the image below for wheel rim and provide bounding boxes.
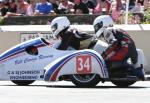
[72,74,96,83]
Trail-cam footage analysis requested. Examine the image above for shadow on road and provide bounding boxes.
[45,85,148,89]
[0,83,149,89]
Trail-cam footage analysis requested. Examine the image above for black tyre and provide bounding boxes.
[11,80,35,86]
[70,74,100,87]
[111,80,136,87]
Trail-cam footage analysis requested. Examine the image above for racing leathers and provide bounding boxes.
[101,27,138,69]
[101,27,145,80]
[55,28,96,50]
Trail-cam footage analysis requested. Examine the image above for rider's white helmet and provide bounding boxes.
[51,16,70,38]
[93,15,113,38]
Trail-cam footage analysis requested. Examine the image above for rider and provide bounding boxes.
[50,16,96,50]
[93,15,145,80]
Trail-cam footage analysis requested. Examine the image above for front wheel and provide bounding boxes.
[11,80,35,86]
[70,74,100,87]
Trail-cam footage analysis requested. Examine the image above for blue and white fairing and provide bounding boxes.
[0,38,62,80]
[44,49,109,82]
[0,38,46,80]
[0,38,45,62]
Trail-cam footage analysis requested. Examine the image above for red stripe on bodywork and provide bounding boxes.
[50,57,71,81]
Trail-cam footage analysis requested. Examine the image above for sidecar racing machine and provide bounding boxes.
[0,37,146,87]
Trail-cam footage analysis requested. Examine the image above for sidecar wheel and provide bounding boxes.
[70,74,100,87]
[11,80,35,86]
[111,80,136,87]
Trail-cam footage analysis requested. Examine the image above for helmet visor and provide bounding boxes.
[94,21,103,33]
[51,23,58,35]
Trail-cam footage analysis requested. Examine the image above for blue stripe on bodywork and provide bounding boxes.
[0,38,46,62]
[44,53,74,81]
[44,50,108,81]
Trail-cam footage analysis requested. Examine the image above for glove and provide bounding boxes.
[101,51,107,58]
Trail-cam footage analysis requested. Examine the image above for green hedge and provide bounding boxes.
[143,7,150,24]
[0,16,4,25]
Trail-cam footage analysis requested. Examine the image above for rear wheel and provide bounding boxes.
[111,80,136,87]
[70,74,100,87]
[11,80,35,86]
[110,65,137,87]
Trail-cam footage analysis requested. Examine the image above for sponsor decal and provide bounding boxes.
[7,70,40,75]
[24,57,37,63]
[20,33,58,44]
[10,76,38,80]
[7,70,40,80]
[76,54,92,74]
[15,57,37,65]
[38,55,53,59]
[14,54,53,65]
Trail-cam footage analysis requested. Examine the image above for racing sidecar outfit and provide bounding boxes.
[56,28,96,50]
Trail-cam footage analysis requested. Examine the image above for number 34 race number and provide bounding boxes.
[76,55,92,74]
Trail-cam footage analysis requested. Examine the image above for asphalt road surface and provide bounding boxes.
[0,81,150,103]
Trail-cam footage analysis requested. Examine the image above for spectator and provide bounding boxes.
[34,0,53,15]
[129,0,136,10]
[7,0,17,13]
[111,1,122,23]
[137,0,144,5]
[130,3,142,13]
[0,0,9,16]
[73,0,89,14]
[82,0,96,9]
[17,0,29,15]
[121,0,126,10]
[93,0,101,14]
[132,13,144,24]
[26,0,36,16]
[143,0,149,10]
[4,0,29,17]
[129,2,144,24]
[49,0,59,13]
[116,0,124,10]
[111,0,129,23]
[57,0,74,14]
[93,0,111,15]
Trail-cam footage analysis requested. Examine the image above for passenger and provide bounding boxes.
[93,15,145,80]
